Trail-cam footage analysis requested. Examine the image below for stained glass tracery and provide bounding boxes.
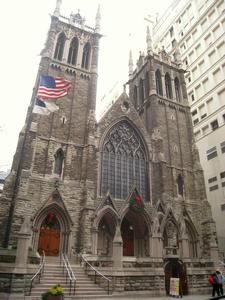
[101,121,148,201]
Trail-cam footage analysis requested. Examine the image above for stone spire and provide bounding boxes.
[95,4,101,33]
[128,50,133,79]
[53,0,62,18]
[173,42,182,66]
[146,26,153,54]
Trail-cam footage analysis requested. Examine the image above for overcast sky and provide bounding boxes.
[0,0,173,171]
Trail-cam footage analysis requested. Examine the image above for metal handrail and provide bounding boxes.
[61,253,76,295]
[80,255,112,295]
[29,250,45,295]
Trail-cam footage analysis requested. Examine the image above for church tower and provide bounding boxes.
[0,1,101,255]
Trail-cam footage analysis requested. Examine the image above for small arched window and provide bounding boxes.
[165,73,173,99]
[133,86,138,108]
[139,78,145,104]
[155,70,163,96]
[81,42,91,69]
[174,77,181,102]
[67,37,79,65]
[54,149,64,176]
[54,32,66,61]
[145,72,150,98]
[177,174,184,196]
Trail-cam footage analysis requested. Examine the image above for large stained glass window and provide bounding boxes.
[100,121,148,201]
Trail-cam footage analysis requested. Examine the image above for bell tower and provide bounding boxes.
[1,0,102,251]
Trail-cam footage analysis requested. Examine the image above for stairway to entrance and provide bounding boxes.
[26,256,109,300]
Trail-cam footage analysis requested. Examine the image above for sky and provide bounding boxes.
[0,0,173,171]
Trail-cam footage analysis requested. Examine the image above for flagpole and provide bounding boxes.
[3,68,42,248]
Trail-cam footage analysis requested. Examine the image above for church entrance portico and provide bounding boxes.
[32,194,73,257]
[121,209,150,258]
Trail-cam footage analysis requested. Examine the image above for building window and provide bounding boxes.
[155,70,163,96]
[145,72,150,98]
[174,77,181,102]
[191,109,197,116]
[209,185,218,192]
[221,204,225,211]
[54,149,64,176]
[208,176,217,183]
[220,171,225,179]
[67,37,79,65]
[100,120,148,201]
[133,86,138,108]
[176,174,184,196]
[165,73,173,99]
[223,114,225,123]
[210,119,219,131]
[54,32,66,61]
[81,42,91,69]
[221,141,225,154]
[139,78,145,104]
[207,146,217,160]
[191,94,195,102]
[169,26,174,37]
[222,182,225,188]
[193,118,199,125]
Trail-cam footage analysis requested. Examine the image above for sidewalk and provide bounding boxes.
[64,293,214,300]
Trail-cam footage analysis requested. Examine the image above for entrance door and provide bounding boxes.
[164,260,188,296]
[38,213,60,256]
[121,218,134,256]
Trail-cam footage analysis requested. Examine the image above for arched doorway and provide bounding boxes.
[164,260,188,296]
[121,218,134,256]
[38,213,60,256]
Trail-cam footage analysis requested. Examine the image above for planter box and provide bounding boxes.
[47,296,64,300]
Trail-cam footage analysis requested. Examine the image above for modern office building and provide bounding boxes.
[152,0,225,257]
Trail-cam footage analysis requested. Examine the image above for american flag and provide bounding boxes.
[37,75,72,99]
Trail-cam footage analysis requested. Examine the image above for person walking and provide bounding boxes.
[216,270,224,295]
[208,273,220,297]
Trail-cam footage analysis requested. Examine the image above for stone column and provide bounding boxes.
[14,217,31,273]
[151,234,163,258]
[181,235,190,259]
[112,225,123,268]
[91,228,98,255]
[7,217,32,300]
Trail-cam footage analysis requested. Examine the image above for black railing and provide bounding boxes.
[80,255,112,295]
[61,253,76,295]
[29,250,45,295]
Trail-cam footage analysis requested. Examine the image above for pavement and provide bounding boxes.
[64,293,225,300]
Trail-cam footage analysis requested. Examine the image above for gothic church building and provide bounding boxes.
[0,1,219,295]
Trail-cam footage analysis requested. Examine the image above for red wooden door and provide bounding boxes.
[38,213,60,256]
[121,219,134,256]
[38,228,60,256]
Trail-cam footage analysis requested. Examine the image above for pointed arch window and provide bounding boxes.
[133,86,138,108]
[54,32,66,61]
[155,70,163,96]
[54,149,64,176]
[67,37,79,65]
[174,77,181,102]
[165,73,173,99]
[100,121,148,201]
[139,78,145,104]
[177,174,184,196]
[81,42,91,69]
[145,72,150,98]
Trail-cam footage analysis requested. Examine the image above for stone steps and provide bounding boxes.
[29,261,109,298]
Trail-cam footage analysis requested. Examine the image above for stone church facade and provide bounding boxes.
[0,1,219,295]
